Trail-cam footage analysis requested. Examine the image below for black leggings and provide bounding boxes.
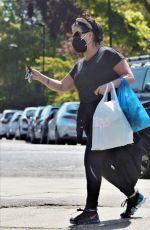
[79,102,142,210]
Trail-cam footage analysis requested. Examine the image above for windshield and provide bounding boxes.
[66,103,79,114]
[4,112,15,120]
[26,110,36,118]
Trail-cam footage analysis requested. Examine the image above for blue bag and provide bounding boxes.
[117,78,150,132]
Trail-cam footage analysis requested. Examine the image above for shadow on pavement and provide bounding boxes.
[68,218,132,230]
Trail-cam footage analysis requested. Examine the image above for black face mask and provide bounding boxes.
[72,36,87,53]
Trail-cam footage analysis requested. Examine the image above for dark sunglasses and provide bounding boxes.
[73,31,90,37]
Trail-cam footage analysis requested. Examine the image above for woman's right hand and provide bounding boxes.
[31,68,42,81]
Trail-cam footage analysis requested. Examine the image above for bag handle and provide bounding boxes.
[101,84,109,102]
[110,82,121,108]
[101,82,120,108]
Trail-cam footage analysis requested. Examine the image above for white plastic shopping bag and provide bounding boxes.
[91,82,134,150]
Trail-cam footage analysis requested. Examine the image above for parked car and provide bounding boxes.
[34,105,59,144]
[16,107,37,140]
[6,110,23,139]
[129,55,150,178]
[0,110,17,139]
[47,102,86,144]
[27,106,45,143]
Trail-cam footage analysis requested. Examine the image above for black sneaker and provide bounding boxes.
[120,192,146,218]
[70,208,100,225]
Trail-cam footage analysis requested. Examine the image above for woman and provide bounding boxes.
[29,12,145,225]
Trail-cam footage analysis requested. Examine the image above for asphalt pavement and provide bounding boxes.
[0,139,150,230]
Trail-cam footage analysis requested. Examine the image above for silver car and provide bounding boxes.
[0,110,17,139]
[16,107,37,140]
[47,102,86,144]
[27,106,45,143]
[6,111,23,139]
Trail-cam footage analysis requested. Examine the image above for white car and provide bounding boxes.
[0,110,17,139]
[6,111,23,139]
[47,102,86,144]
[17,107,37,140]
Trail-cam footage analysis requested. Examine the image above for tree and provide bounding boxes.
[0,0,150,111]
[0,0,47,111]
[76,0,150,56]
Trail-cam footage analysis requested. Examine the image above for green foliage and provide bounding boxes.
[35,56,78,105]
[0,0,47,111]
[124,10,150,51]
[77,0,150,55]
[0,0,150,111]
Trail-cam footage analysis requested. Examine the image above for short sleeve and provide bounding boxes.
[69,63,78,80]
[105,48,125,69]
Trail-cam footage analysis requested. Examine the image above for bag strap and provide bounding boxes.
[110,82,121,108]
[101,82,122,109]
[101,84,109,102]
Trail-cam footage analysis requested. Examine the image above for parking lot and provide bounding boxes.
[1,139,150,229]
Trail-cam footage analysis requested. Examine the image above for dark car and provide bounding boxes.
[34,105,59,144]
[128,55,150,178]
[27,106,45,143]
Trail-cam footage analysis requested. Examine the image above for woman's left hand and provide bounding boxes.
[94,83,110,95]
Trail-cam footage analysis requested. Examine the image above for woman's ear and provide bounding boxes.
[89,31,95,43]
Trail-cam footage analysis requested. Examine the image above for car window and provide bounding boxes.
[131,68,146,92]
[66,103,79,114]
[34,108,43,117]
[41,107,50,117]
[41,106,58,117]
[144,69,150,85]
[26,110,36,118]
[12,114,21,121]
[38,108,44,117]
[34,109,39,117]
[4,112,14,120]
[51,107,59,113]
[11,113,18,121]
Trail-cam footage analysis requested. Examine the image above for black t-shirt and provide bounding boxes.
[69,46,124,103]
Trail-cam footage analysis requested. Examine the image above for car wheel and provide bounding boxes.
[40,128,47,144]
[7,136,13,140]
[138,129,150,179]
[31,132,37,144]
[68,140,77,145]
[47,134,55,144]
[6,133,13,140]
[20,134,26,140]
[81,140,87,145]
[25,131,30,142]
[55,128,64,145]
[140,143,150,179]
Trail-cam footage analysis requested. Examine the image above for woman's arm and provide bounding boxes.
[94,59,134,95]
[31,69,74,92]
